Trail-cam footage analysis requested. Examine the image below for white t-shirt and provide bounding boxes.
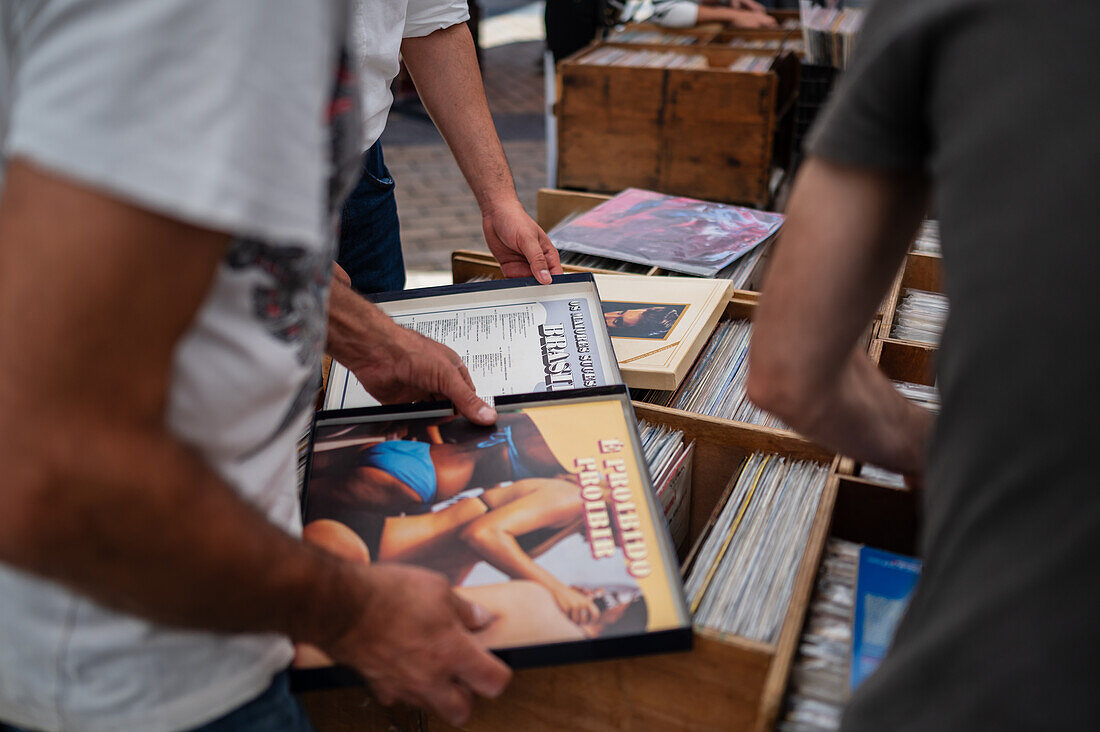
[0,2,360,730]
[351,0,470,150]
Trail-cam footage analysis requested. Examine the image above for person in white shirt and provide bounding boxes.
[0,2,510,730]
[337,0,562,295]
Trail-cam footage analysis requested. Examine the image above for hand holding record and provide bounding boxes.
[326,275,497,425]
[316,560,512,726]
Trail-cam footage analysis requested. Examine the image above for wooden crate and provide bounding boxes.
[871,338,937,387]
[303,245,925,732]
[556,43,799,208]
[303,411,841,732]
[879,251,946,342]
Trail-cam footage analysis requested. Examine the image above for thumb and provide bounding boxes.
[332,262,352,287]
[437,365,496,426]
[453,595,494,631]
[518,234,552,285]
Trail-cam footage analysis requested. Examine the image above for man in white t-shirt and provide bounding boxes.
[336,0,563,296]
[0,2,510,730]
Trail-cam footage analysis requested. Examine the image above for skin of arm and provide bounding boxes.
[401,23,562,284]
[325,273,496,425]
[0,160,509,726]
[458,478,601,624]
[746,157,935,478]
[695,6,777,27]
[699,0,765,9]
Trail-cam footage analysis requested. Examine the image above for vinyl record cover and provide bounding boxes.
[298,387,692,677]
[325,275,621,410]
[850,547,921,690]
[594,274,732,391]
[550,188,784,277]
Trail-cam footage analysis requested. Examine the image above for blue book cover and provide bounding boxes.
[850,546,922,690]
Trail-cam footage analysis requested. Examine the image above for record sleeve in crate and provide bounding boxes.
[325,274,622,410]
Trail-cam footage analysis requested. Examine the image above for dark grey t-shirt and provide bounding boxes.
[809,0,1100,729]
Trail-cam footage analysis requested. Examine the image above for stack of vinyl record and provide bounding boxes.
[857,464,906,487]
[559,250,651,274]
[778,538,858,732]
[892,380,940,413]
[779,538,922,731]
[891,289,948,345]
[636,319,788,430]
[911,220,940,255]
[638,420,695,550]
[800,4,865,69]
[549,188,783,279]
[729,55,775,73]
[716,241,770,289]
[577,47,709,69]
[684,453,829,642]
[607,28,698,45]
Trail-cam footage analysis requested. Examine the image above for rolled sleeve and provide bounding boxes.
[403,0,470,39]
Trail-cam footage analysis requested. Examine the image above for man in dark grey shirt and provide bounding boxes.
[747,0,1100,728]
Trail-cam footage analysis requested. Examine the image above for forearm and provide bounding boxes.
[749,157,931,473]
[402,25,518,212]
[326,273,401,371]
[324,270,496,421]
[778,348,934,474]
[0,413,366,649]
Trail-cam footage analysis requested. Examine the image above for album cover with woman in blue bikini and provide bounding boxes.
[295,386,691,684]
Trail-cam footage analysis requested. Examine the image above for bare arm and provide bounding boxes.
[401,24,562,283]
[747,157,934,477]
[696,6,777,27]
[0,160,508,725]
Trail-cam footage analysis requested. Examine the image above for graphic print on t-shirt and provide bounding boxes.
[226,238,332,454]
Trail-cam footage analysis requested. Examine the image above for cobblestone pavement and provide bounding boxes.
[379,1,549,276]
[388,139,546,272]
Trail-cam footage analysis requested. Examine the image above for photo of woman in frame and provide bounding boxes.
[600,301,687,340]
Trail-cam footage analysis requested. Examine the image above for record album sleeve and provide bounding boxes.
[325,274,622,410]
[295,386,692,688]
[550,189,784,277]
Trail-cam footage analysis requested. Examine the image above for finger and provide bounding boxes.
[426,681,475,727]
[455,360,477,393]
[500,260,535,279]
[451,637,513,700]
[370,679,397,707]
[540,230,564,275]
[332,262,352,287]
[437,364,496,425]
[453,594,494,631]
[517,231,552,285]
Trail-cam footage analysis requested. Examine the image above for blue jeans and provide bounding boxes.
[186,671,314,732]
[0,671,314,732]
[336,141,406,295]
